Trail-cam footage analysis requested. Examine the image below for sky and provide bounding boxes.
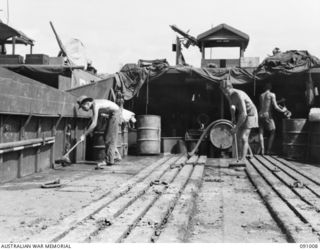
[1,0,320,74]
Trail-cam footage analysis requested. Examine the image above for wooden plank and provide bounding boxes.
[275,156,320,186]
[255,156,320,213]
[157,164,204,242]
[205,158,220,167]
[197,155,207,165]
[58,156,182,242]
[123,164,194,243]
[250,158,320,234]
[92,156,180,220]
[264,156,320,197]
[88,166,181,243]
[27,155,174,243]
[246,160,319,242]
[172,155,188,168]
[186,155,199,165]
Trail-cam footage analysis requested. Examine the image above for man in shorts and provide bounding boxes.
[258,83,286,155]
[220,80,258,160]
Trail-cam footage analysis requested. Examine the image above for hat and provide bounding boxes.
[77,95,93,109]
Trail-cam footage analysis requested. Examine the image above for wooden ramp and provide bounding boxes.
[27,154,207,243]
[246,155,320,242]
[25,155,320,243]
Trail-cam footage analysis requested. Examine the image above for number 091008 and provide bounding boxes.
[300,244,318,248]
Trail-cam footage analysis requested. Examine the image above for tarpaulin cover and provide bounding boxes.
[254,50,320,79]
[116,51,320,100]
[115,60,255,100]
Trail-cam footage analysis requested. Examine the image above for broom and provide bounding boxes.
[229,133,246,167]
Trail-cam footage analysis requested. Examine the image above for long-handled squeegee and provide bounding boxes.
[55,139,83,166]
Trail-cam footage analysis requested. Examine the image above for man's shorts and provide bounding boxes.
[241,115,259,129]
[259,113,275,131]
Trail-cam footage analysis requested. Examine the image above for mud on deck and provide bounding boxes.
[0,154,319,243]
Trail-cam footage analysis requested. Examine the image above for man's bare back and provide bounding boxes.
[258,85,285,155]
[259,91,274,116]
[230,89,258,118]
[259,90,283,117]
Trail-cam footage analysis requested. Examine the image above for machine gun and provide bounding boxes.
[169,25,199,49]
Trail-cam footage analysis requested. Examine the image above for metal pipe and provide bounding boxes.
[0,136,55,150]
[0,139,55,155]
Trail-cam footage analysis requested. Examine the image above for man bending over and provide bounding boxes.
[220,80,258,160]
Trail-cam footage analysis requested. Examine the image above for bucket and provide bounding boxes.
[282,119,308,161]
[136,115,161,155]
[309,122,320,163]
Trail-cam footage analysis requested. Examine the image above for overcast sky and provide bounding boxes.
[1,0,320,73]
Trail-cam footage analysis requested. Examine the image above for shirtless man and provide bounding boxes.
[259,83,286,155]
[77,95,121,167]
[220,80,258,160]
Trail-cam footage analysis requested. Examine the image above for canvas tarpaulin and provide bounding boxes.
[254,50,320,79]
[254,50,320,106]
[96,50,320,101]
[114,60,255,100]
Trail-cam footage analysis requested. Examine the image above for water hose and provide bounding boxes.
[187,119,233,159]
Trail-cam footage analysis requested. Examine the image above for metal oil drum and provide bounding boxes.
[309,121,320,163]
[282,119,308,161]
[92,117,124,161]
[209,119,233,149]
[136,115,161,155]
[92,116,108,161]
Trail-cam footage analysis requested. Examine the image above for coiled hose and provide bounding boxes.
[187,119,233,158]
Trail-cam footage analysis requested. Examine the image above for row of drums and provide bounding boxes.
[283,119,320,162]
[91,115,161,161]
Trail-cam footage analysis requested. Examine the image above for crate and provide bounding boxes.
[49,57,64,65]
[0,55,24,64]
[25,54,49,65]
[161,137,186,154]
[185,139,207,155]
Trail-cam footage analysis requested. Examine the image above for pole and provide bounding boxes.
[175,36,180,65]
[6,0,9,24]
[145,76,149,114]
[12,36,15,55]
